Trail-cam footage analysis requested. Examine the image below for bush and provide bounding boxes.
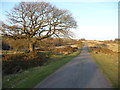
[2,52,52,76]
[89,47,114,55]
[53,46,75,55]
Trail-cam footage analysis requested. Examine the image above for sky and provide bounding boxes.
[0,0,118,40]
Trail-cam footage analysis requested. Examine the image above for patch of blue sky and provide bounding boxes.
[0,1,118,40]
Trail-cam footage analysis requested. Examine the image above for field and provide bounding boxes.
[88,41,118,88]
[3,50,81,88]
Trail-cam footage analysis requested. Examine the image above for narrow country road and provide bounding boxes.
[35,44,112,88]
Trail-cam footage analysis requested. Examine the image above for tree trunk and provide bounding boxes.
[29,43,35,52]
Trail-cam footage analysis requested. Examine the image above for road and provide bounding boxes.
[35,45,112,88]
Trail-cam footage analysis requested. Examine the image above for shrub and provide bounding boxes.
[53,46,75,55]
[89,47,114,55]
[2,52,52,76]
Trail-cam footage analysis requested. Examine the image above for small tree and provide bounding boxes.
[1,1,77,52]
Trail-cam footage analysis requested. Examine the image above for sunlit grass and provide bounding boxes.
[2,50,24,54]
[90,52,118,88]
[3,50,81,88]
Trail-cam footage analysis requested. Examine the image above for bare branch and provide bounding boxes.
[2,1,77,41]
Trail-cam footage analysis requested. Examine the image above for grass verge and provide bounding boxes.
[90,52,118,88]
[3,50,81,88]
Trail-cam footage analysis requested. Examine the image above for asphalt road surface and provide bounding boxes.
[35,45,112,88]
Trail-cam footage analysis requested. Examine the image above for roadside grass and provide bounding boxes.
[2,50,24,54]
[3,50,81,88]
[90,52,118,88]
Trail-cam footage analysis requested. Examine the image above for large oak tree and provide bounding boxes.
[1,1,77,52]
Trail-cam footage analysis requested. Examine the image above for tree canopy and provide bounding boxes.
[1,1,77,51]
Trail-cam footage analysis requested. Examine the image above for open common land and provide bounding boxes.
[87,40,118,88]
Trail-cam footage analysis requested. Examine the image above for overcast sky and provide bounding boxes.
[0,0,118,40]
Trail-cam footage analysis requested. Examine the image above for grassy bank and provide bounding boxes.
[3,50,81,88]
[90,52,118,88]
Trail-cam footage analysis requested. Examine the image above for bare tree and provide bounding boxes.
[1,1,77,52]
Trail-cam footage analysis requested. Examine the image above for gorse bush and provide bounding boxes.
[53,46,75,55]
[2,52,52,76]
[89,47,114,54]
[3,54,24,61]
